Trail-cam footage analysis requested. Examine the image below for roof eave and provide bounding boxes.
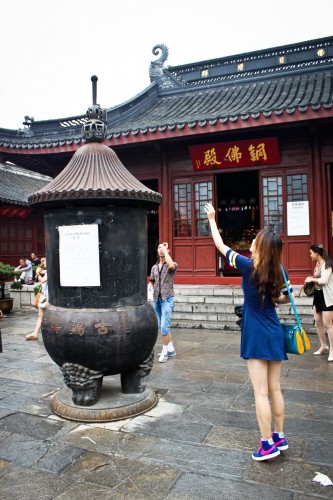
[0,105,332,155]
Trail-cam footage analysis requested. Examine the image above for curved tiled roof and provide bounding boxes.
[29,143,162,207]
[0,36,333,155]
[106,70,333,133]
[1,70,333,152]
[0,163,52,206]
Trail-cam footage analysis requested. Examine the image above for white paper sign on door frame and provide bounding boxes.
[287,201,310,236]
[59,224,101,287]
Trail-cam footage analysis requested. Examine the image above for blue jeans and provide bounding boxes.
[153,296,175,335]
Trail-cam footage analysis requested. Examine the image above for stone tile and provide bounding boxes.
[166,472,294,500]
[285,366,327,382]
[206,381,251,397]
[0,378,38,396]
[282,377,333,392]
[0,312,332,498]
[282,388,333,406]
[245,457,333,498]
[58,425,158,459]
[0,408,13,419]
[305,437,333,466]
[161,389,236,410]
[177,352,226,364]
[55,482,114,499]
[232,396,319,421]
[61,449,148,488]
[152,377,213,393]
[229,397,256,413]
[0,412,78,440]
[183,369,234,383]
[0,376,12,387]
[0,366,63,386]
[140,439,249,478]
[183,342,222,354]
[315,380,333,392]
[112,463,180,499]
[0,460,71,499]
[284,415,333,439]
[0,386,57,415]
[204,426,306,460]
[122,412,213,444]
[84,417,133,431]
[312,405,333,421]
[0,433,84,473]
[143,400,184,418]
[204,425,258,451]
[186,406,258,430]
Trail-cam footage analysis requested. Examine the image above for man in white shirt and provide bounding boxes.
[15,256,33,284]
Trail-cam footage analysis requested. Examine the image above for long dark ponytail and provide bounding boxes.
[252,229,284,304]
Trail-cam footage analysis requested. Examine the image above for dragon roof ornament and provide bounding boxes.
[149,44,175,90]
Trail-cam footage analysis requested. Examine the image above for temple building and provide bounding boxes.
[1,36,333,283]
[0,163,51,264]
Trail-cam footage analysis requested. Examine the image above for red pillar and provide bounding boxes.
[310,124,329,248]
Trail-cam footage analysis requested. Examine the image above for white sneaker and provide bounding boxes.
[158,350,176,357]
[158,353,168,363]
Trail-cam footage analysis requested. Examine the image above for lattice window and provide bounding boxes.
[262,176,283,234]
[286,174,308,201]
[36,224,45,255]
[0,221,33,258]
[173,183,192,237]
[195,181,212,236]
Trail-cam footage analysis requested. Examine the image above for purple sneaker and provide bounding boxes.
[252,440,280,461]
[272,432,289,451]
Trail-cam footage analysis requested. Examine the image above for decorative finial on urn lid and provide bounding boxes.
[82,75,107,142]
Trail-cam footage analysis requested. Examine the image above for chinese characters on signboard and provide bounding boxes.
[188,137,280,171]
[59,224,101,287]
[0,205,32,218]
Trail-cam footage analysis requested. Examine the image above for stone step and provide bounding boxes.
[171,317,316,332]
[172,284,316,332]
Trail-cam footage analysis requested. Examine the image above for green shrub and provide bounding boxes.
[0,262,16,299]
[10,281,23,290]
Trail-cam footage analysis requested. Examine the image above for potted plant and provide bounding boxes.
[0,262,16,313]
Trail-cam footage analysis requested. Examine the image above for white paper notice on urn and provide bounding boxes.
[59,224,101,287]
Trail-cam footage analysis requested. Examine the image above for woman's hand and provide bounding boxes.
[305,276,315,283]
[205,203,216,220]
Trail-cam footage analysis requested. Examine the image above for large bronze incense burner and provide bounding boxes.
[29,77,162,421]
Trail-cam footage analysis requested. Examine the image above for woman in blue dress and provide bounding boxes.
[205,203,292,461]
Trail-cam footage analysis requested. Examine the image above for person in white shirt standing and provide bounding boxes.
[305,243,333,362]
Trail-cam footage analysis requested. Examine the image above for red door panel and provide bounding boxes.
[174,243,193,275]
[173,176,215,276]
[194,243,216,275]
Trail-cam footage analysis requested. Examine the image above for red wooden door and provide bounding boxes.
[260,169,311,279]
[172,176,216,276]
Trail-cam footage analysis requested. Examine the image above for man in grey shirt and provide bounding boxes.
[149,242,177,363]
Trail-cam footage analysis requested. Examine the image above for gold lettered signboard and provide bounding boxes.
[59,224,101,287]
[189,137,280,171]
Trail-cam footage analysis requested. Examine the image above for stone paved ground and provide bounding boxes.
[0,309,332,499]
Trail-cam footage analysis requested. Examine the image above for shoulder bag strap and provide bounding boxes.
[281,265,302,330]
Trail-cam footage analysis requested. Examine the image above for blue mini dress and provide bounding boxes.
[226,249,291,361]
